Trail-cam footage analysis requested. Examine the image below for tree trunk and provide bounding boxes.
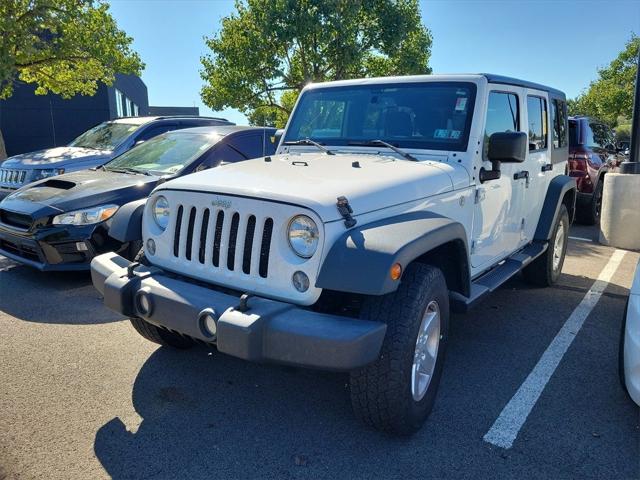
[0,128,6,161]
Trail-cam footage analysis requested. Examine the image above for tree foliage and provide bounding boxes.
[200,0,432,127]
[0,0,144,100]
[568,34,639,126]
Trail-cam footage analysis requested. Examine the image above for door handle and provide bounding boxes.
[513,171,529,180]
[541,164,553,172]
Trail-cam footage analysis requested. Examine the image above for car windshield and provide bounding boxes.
[69,122,141,150]
[105,132,219,175]
[284,82,477,152]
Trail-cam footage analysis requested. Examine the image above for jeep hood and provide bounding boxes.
[159,153,456,222]
[1,146,113,169]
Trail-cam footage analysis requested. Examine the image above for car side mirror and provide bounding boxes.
[480,132,527,183]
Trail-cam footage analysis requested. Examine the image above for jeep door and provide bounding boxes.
[471,87,526,269]
[519,90,554,243]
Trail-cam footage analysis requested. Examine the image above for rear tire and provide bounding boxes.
[350,263,449,435]
[523,204,569,287]
[576,180,603,225]
[130,317,194,349]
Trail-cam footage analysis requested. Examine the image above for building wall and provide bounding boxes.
[0,74,149,157]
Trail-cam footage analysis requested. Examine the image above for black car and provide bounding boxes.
[0,115,234,198]
[0,126,278,271]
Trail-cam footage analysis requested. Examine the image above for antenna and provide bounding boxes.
[262,106,267,158]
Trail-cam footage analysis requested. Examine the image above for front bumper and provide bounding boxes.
[0,223,110,271]
[91,252,387,371]
[624,295,640,406]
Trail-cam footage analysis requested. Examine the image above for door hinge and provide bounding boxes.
[470,240,476,254]
[474,188,485,204]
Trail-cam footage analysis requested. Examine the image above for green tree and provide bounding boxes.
[0,0,144,159]
[569,34,639,126]
[200,0,432,127]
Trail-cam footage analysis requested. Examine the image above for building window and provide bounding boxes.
[133,103,139,116]
[483,91,519,160]
[115,89,124,117]
[527,96,548,151]
[125,98,132,117]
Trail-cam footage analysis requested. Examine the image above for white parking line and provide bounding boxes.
[483,248,627,449]
[568,236,593,243]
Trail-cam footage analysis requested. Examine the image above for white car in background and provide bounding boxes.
[621,259,640,406]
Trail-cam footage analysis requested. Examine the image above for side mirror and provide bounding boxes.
[480,132,527,183]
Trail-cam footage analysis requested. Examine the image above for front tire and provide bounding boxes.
[130,317,194,349]
[523,204,569,287]
[350,264,449,435]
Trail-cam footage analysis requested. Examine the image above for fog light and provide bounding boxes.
[198,308,218,339]
[135,290,153,316]
[292,271,310,292]
[146,238,156,256]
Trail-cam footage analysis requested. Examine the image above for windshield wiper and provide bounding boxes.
[282,138,335,155]
[348,140,418,162]
[105,167,150,176]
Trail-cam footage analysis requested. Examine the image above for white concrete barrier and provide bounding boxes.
[599,173,640,250]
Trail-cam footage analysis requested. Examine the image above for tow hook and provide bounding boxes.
[127,262,140,278]
[235,293,254,313]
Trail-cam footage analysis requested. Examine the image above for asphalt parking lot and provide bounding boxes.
[0,224,639,480]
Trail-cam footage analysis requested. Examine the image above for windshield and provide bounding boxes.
[105,132,219,175]
[284,82,477,152]
[69,122,140,150]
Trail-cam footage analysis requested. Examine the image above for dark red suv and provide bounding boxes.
[568,117,622,224]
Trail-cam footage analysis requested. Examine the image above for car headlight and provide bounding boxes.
[152,195,170,231]
[34,168,65,180]
[52,204,118,225]
[288,215,319,258]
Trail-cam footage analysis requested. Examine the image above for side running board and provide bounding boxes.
[450,242,548,313]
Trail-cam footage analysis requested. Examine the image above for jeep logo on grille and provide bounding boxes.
[211,198,232,209]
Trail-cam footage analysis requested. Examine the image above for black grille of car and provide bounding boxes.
[172,205,273,278]
[0,209,33,229]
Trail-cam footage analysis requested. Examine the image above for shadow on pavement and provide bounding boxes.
[0,263,121,324]
[93,267,634,479]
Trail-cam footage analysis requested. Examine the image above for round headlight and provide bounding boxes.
[288,215,319,258]
[152,195,170,231]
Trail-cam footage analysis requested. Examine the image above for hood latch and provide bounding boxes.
[336,196,357,228]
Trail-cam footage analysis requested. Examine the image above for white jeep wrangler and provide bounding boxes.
[92,74,576,435]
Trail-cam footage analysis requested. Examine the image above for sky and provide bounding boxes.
[106,0,640,125]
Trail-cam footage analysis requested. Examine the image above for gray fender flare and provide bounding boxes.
[533,175,577,241]
[316,212,469,296]
[108,199,147,243]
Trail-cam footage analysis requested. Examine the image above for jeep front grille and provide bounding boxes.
[171,205,273,278]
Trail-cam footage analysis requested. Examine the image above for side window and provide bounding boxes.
[215,144,248,164]
[527,96,548,151]
[552,99,567,148]
[230,135,269,159]
[483,91,519,160]
[136,124,175,142]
